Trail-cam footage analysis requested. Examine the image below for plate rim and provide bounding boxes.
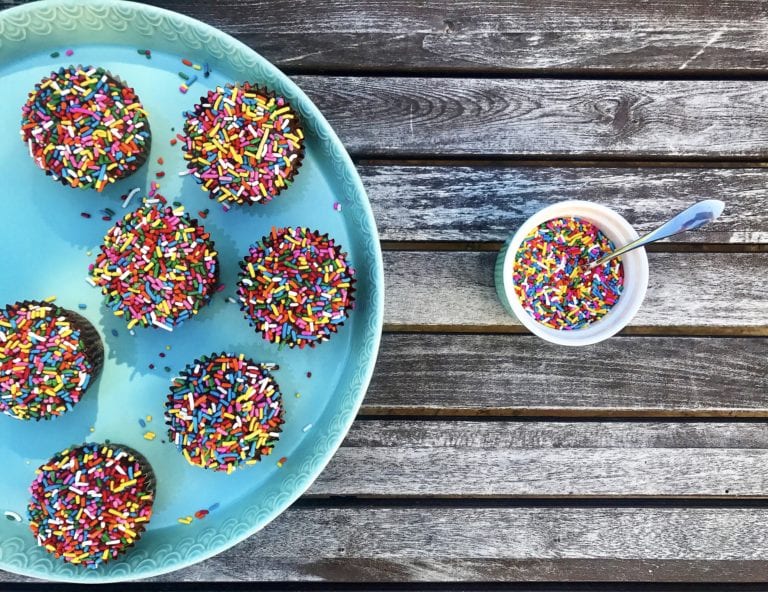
[0,0,384,582]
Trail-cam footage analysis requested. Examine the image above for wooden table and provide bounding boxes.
[4,0,768,587]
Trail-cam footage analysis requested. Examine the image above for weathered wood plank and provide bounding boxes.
[363,334,768,416]
[127,0,768,73]
[383,251,768,330]
[362,165,768,243]
[9,501,768,582]
[343,420,768,449]
[295,77,768,158]
[142,506,768,582]
[11,505,768,582]
[310,420,768,496]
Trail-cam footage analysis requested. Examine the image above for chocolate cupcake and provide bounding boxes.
[20,65,151,191]
[28,442,155,568]
[0,300,103,421]
[236,227,355,348]
[165,353,284,473]
[89,203,219,331]
[181,82,304,205]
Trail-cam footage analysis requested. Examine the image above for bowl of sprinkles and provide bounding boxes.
[495,201,649,346]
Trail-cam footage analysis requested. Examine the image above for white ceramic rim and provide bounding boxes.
[500,200,650,346]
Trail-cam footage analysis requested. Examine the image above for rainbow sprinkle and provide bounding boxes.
[237,227,355,348]
[165,353,284,473]
[181,83,304,205]
[20,66,150,191]
[27,443,154,568]
[0,301,101,421]
[513,217,624,330]
[89,204,218,331]
[4,510,22,522]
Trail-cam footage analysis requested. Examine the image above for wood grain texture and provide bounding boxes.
[10,505,768,583]
[383,251,768,330]
[3,586,745,592]
[362,165,768,243]
[126,0,768,73]
[342,420,768,449]
[309,420,768,497]
[133,507,768,582]
[363,335,768,416]
[295,77,768,158]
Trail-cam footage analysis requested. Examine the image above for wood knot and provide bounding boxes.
[593,96,638,135]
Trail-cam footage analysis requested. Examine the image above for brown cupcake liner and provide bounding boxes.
[3,300,104,421]
[32,442,156,564]
[164,353,285,468]
[235,229,356,348]
[92,204,219,331]
[108,442,157,499]
[26,65,151,191]
[185,82,304,206]
[15,299,104,379]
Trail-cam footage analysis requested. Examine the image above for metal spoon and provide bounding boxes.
[589,199,725,268]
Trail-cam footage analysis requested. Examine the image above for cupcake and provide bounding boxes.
[0,300,103,421]
[182,82,304,205]
[20,65,151,191]
[237,227,355,348]
[165,353,284,473]
[28,442,155,568]
[89,203,219,331]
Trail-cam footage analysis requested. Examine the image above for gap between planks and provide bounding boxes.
[382,325,768,337]
[357,405,768,419]
[379,242,768,253]
[357,158,768,168]
[285,67,768,80]
[13,583,738,592]
[1,583,748,592]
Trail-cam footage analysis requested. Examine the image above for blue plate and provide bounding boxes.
[0,0,383,582]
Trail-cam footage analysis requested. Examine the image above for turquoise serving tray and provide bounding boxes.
[0,0,383,582]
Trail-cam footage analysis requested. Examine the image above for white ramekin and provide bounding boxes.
[494,200,649,346]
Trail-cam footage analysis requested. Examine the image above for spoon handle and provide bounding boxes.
[590,199,725,268]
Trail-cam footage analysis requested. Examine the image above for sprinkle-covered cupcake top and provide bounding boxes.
[513,216,624,330]
[237,227,355,348]
[28,443,155,569]
[89,204,218,331]
[0,301,97,421]
[20,66,151,191]
[165,353,284,473]
[182,82,304,205]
